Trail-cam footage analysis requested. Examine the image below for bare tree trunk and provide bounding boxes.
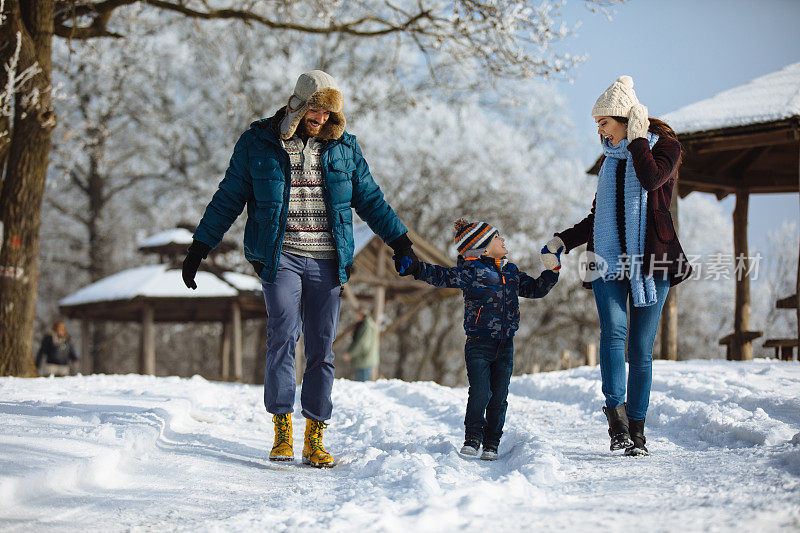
[0,1,55,376]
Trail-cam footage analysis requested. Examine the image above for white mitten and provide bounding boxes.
[627,103,649,141]
[545,236,565,254]
[540,244,563,273]
[541,252,561,272]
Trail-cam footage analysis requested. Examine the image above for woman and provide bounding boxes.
[546,76,692,456]
[36,320,80,376]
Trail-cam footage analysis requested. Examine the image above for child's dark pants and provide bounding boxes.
[464,336,514,447]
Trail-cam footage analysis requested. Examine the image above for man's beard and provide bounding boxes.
[300,118,324,137]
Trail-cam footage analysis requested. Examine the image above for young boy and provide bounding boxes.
[399,218,562,460]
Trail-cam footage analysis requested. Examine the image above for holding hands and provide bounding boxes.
[389,233,420,277]
[392,251,421,277]
[541,236,564,273]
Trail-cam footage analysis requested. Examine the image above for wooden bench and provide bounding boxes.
[718,331,763,360]
[776,294,798,309]
[763,338,798,361]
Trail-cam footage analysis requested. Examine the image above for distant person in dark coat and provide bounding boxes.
[36,321,79,376]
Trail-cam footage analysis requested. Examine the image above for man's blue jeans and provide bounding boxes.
[261,252,341,421]
[464,336,514,446]
[591,277,670,421]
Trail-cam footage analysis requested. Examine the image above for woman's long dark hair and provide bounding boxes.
[609,116,682,168]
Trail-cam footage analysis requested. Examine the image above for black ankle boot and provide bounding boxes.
[625,418,649,456]
[603,403,632,451]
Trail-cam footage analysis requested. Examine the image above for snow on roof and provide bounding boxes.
[60,264,261,307]
[662,62,800,134]
[353,220,377,256]
[138,228,194,249]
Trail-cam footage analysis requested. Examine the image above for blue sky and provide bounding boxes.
[551,0,800,247]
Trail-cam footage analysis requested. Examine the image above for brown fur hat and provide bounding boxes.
[280,70,346,141]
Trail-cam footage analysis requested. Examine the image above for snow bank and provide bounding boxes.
[1,360,799,531]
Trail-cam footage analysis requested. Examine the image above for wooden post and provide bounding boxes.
[372,246,388,378]
[252,318,268,385]
[80,320,91,374]
[660,191,679,360]
[231,302,243,382]
[732,190,752,361]
[373,246,387,329]
[796,140,800,362]
[584,343,597,366]
[219,321,231,380]
[560,350,571,370]
[140,306,155,375]
[342,283,361,310]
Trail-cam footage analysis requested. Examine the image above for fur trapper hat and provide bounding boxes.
[280,70,346,141]
[591,75,640,118]
[454,218,497,258]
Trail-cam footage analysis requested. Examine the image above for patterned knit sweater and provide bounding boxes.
[280,136,337,259]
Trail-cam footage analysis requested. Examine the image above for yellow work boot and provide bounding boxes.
[269,413,293,461]
[302,418,335,468]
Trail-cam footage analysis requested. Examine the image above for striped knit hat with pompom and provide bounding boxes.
[454,218,497,257]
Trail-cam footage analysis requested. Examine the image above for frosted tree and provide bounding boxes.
[38,4,611,381]
[0,0,622,376]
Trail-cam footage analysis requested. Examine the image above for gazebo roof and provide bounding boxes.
[138,228,193,249]
[59,264,264,322]
[663,62,800,134]
[137,227,236,257]
[60,265,260,306]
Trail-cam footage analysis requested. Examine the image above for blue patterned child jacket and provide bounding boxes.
[415,256,558,339]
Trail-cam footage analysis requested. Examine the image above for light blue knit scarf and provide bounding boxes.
[593,132,659,307]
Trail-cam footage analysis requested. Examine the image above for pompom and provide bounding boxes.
[617,75,634,88]
[454,218,472,236]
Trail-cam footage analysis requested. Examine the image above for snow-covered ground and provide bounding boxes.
[1,360,799,532]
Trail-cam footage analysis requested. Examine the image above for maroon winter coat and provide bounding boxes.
[555,136,693,289]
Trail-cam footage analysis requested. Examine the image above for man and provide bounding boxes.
[344,309,379,382]
[182,70,416,468]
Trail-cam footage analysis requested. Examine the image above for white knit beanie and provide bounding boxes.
[280,70,346,140]
[591,75,640,118]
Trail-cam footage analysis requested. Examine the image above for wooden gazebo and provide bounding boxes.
[61,221,458,383]
[60,227,264,380]
[329,221,459,378]
[662,62,800,361]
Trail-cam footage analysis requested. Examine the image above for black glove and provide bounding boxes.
[388,233,418,277]
[182,240,211,290]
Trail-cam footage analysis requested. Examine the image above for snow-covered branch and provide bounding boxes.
[53,0,622,80]
[0,31,42,140]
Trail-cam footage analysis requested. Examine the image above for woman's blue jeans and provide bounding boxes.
[464,336,514,447]
[591,277,670,421]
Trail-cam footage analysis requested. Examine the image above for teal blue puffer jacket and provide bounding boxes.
[193,110,407,284]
